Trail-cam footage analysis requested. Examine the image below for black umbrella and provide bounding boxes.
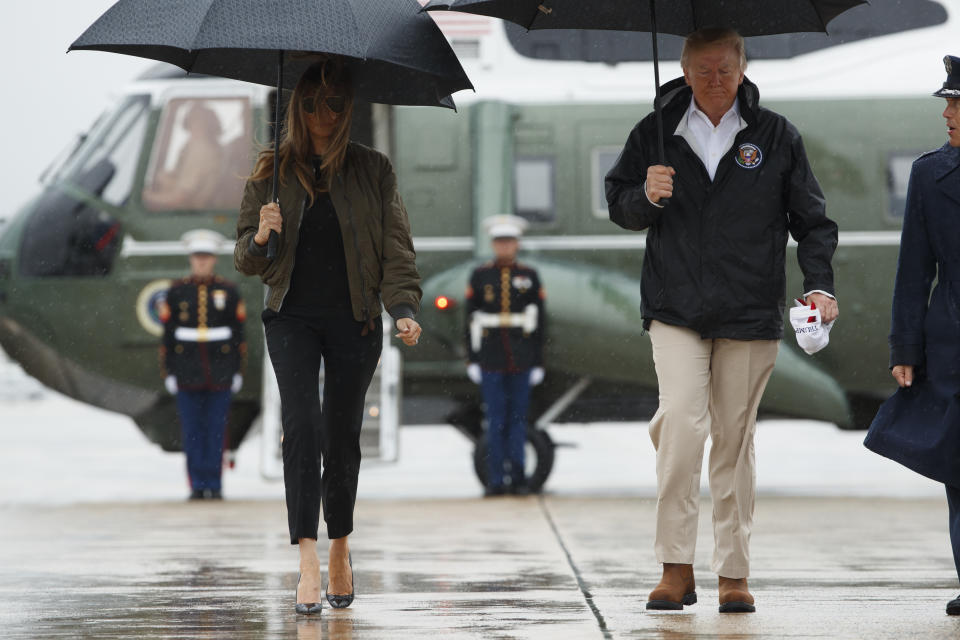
[423,0,865,171]
[71,0,474,257]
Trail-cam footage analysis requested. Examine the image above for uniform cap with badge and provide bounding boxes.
[484,214,529,239]
[181,229,226,255]
[933,55,960,98]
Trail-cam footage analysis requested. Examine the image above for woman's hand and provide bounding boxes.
[892,365,914,388]
[254,202,282,246]
[395,318,422,346]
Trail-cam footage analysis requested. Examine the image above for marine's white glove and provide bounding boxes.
[231,374,243,394]
[467,363,482,384]
[529,367,545,386]
[164,375,178,395]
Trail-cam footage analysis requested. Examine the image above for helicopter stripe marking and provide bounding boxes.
[120,231,903,257]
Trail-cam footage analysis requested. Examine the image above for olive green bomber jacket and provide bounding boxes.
[234,142,421,323]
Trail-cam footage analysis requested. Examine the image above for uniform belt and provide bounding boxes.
[470,305,538,352]
[174,326,232,342]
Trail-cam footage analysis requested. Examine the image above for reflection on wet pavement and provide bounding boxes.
[3,496,960,638]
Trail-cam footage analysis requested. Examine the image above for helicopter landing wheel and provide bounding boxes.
[472,427,555,493]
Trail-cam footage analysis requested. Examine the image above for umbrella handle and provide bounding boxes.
[650,0,670,208]
[266,229,279,259]
[267,51,284,260]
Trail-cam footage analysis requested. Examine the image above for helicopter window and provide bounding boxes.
[505,1,947,63]
[18,95,151,278]
[142,97,252,212]
[887,152,926,219]
[59,94,150,207]
[592,148,621,218]
[514,156,555,224]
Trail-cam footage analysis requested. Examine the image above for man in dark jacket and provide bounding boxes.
[465,215,546,496]
[160,229,246,500]
[606,28,839,613]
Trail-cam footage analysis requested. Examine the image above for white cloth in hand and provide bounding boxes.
[231,374,243,394]
[790,299,834,355]
[164,375,178,395]
[529,367,545,386]
[467,363,482,384]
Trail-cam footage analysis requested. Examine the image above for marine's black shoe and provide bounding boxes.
[510,482,530,496]
[484,485,506,497]
[326,554,354,609]
[295,573,323,615]
[947,595,960,615]
[188,489,204,501]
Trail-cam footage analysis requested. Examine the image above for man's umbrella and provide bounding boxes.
[71,0,474,257]
[423,0,865,170]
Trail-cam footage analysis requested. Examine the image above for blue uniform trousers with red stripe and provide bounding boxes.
[176,389,231,492]
[481,370,531,488]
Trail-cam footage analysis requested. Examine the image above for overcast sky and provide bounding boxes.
[1,2,151,212]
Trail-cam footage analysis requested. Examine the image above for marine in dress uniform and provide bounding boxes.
[159,230,246,500]
[465,215,546,496]
[864,55,960,616]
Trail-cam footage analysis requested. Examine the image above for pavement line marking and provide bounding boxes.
[538,495,614,640]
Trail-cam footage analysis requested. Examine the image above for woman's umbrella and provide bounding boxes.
[423,0,865,170]
[71,0,474,258]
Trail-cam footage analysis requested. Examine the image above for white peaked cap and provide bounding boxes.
[181,229,225,255]
[484,214,529,239]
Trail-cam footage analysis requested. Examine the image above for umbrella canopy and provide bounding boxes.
[425,0,864,201]
[71,0,473,109]
[72,0,474,258]
[422,0,866,36]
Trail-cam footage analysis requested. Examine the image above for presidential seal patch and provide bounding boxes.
[136,279,173,337]
[735,143,763,169]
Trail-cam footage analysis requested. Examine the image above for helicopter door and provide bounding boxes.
[260,313,401,479]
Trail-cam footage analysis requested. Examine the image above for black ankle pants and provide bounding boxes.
[263,308,382,544]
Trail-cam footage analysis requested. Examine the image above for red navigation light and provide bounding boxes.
[435,295,451,310]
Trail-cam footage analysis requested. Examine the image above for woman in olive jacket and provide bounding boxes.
[235,60,422,615]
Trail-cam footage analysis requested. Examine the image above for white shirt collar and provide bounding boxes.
[675,96,743,137]
[674,95,748,180]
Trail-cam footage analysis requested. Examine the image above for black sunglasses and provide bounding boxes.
[302,95,346,115]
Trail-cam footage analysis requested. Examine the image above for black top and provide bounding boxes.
[282,158,352,312]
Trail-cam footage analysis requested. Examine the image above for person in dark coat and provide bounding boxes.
[159,229,245,500]
[606,28,839,613]
[864,54,960,617]
[464,215,546,496]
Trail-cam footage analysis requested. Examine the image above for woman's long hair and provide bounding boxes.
[249,58,354,204]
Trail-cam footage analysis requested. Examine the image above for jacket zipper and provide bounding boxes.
[337,172,371,323]
[276,196,307,312]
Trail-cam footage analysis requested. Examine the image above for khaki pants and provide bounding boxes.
[648,320,779,579]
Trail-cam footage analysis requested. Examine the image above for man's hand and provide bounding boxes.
[164,375,178,395]
[529,367,545,386]
[467,363,482,384]
[231,374,243,394]
[395,318,422,346]
[645,165,676,204]
[892,365,914,388]
[806,292,839,324]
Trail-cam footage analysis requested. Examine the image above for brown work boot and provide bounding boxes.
[718,576,755,613]
[646,563,697,610]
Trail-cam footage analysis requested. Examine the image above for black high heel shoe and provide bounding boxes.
[325,553,354,609]
[295,572,323,615]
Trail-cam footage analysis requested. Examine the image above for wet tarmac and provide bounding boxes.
[3,495,960,639]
